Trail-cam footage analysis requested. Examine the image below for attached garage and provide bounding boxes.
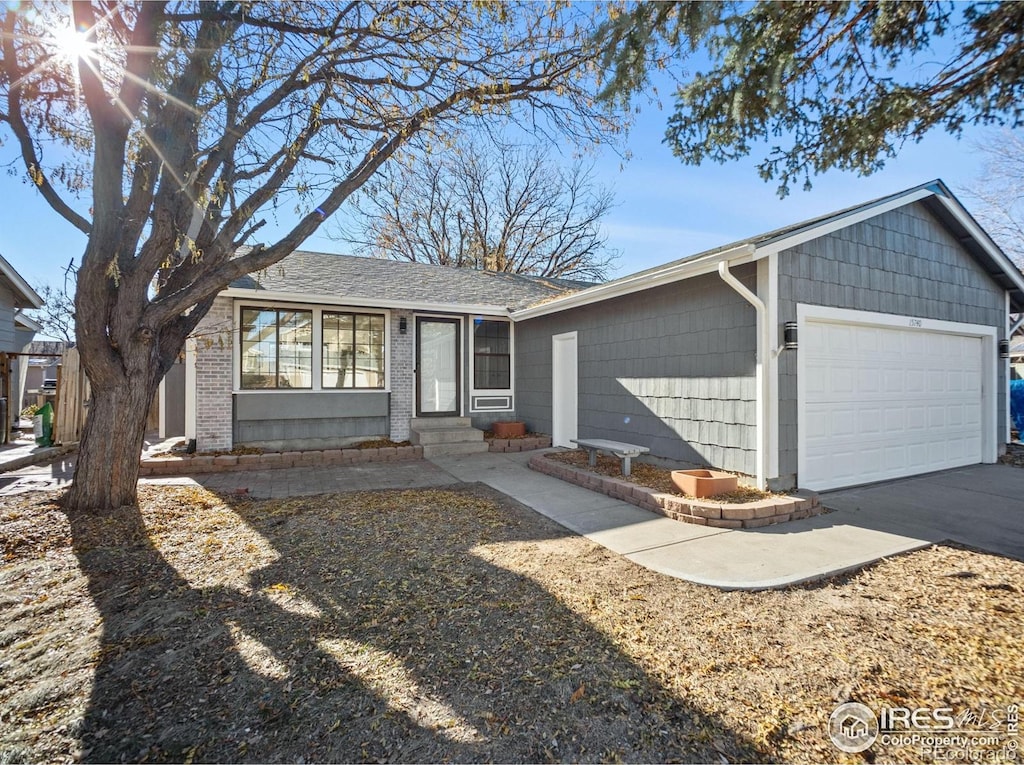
[797,306,996,491]
[495,180,1024,493]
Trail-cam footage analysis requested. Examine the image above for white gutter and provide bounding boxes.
[512,243,757,320]
[14,310,44,333]
[221,287,512,318]
[1008,294,1014,445]
[717,260,768,490]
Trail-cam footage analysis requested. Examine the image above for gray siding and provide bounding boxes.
[234,390,389,449]
[516,268,759,475]
[162,362,186,437]
[470,410,522,432]
[0,282,15,353]
[777,201,1008,481]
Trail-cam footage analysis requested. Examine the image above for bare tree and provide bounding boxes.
[0,2,616,511]
[964,130,1024,268]
[30,283,76,345]
[341,141,617,281]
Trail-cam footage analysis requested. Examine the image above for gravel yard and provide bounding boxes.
[2,482,1021,763]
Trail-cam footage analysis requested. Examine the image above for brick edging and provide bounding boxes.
[528,454,821,529]
[140,445,424,476]
[487,435,552,453]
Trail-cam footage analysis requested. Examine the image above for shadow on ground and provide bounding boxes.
[67,483,763,763]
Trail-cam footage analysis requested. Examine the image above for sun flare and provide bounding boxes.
[51,21,93,63]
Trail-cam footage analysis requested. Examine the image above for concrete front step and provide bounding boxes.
[410,416,473,430]
[412,427,485,446]
[420,441,491,458]
[410,416,486,456]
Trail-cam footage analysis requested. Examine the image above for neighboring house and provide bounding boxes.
[1011,335,1024,381]
[188,179,1024,492]
[20,340,66,409]
[0,254,44,433]
[14,316,46,414]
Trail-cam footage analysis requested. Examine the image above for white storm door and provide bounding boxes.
[417,317,460,416]
[552,331,578,447]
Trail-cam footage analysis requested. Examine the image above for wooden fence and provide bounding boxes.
[55,347,89,445]
[52,349,160,444]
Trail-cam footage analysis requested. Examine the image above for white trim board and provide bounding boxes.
[755,189,934,258]
[0,253,43,309]
[760,253,780,480]
[14,312,43,332]
[511,244,757,320]
[232,299,393,395]
[223,287,511,318]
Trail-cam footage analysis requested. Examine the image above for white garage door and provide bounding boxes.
[801,318,983,491]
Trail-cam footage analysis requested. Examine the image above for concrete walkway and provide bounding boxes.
[3,448,1021,589]
[0,453,460,498]
[0,431,74,473]
[430,451,958,590]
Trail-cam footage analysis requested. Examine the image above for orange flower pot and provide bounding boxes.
[671,469,738,498]
[491,421,526,438]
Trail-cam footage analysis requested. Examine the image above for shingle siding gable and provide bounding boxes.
[776,201,1007,482]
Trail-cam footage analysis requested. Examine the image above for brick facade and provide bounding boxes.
[389,309,414,441]
[193,296,234,451]
[191,301,418,450]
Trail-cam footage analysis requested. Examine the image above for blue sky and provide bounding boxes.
[0,75,997,295]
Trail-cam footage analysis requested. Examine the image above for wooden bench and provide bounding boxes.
[570,438,650,477]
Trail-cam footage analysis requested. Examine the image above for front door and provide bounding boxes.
[551,331,578,447]
[416,317,460,416]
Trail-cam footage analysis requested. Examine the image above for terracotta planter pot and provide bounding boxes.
[491,421,526,438]
[671,469,738,498]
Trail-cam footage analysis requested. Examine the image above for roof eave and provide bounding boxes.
[920,192,1024,312]
[0,253,43,309]
[221,286,515,317]
[511,243,757,320]
[753,179,1024,311]
[14,311,44,332]
[752,184,939,258]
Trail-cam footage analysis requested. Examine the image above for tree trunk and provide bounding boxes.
[64,374,157,512]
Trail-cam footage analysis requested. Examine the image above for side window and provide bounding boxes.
[473,320,510,389]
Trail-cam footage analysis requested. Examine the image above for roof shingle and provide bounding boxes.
[230,250,593,311]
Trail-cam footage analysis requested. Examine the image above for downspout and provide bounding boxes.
[718,260,768,490]
[1010,305,1021,446]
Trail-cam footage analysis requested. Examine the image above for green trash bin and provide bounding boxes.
[33,402,53,447]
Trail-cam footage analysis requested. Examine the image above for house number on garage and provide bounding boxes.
[908,318,923,328]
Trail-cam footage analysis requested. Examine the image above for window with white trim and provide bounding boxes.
[240,308,313,389]
[322,311,386,389]
[473,319,511,389]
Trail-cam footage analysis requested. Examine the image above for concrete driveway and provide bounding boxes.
[820,463,1024,561]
